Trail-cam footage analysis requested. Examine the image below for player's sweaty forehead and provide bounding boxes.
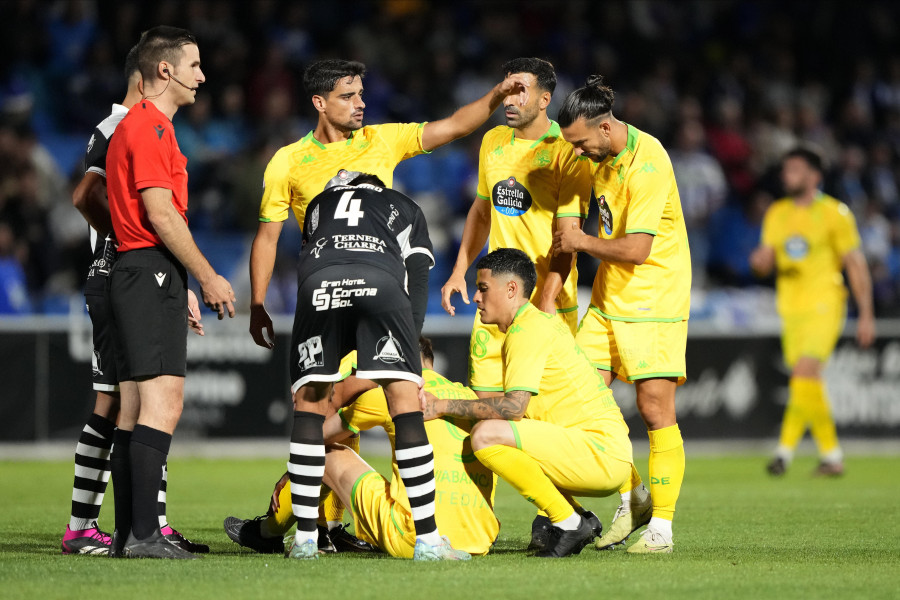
[506,72,536,89]
[330,75,363,97]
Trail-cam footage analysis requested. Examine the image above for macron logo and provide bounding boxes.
[155,272,166,287]
[154,124,165,139]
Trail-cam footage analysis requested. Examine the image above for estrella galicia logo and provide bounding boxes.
[785,235,809,259]
[492,176,532,217]
[597,194,613,235]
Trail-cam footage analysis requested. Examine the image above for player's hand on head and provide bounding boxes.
[552,222,584,255]
[498,74,530,106]
[440,273,470,316]
[202,274,236,320]
[187,288,204,336]
[249,304,275,349]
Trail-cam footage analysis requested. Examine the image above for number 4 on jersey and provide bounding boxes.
[335,191,365,226]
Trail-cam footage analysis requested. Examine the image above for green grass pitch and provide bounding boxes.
[1,454,897,599]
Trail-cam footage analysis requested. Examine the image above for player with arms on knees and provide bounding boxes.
[554,76,691,554]
[440,57,591,393]
[284,173,468,560]
[105,26,235,559]
[225,338,499,557]
[63,44,206,556]
[750,147,875,477]
[425,249,633,558]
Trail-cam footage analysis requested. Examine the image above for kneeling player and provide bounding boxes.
[425,249,634,558]
[225,339,499,557]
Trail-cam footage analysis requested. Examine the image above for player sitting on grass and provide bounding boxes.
[224,338,499,557]
[424,248,634,558]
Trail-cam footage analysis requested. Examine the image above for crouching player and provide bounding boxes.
[424,249,634,558]
[225,339,499,557]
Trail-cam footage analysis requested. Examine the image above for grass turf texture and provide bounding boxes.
[0,455,897,599]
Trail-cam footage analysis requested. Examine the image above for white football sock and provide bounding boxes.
[554,511,581,532]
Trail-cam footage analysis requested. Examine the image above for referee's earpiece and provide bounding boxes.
[163,68,170,75]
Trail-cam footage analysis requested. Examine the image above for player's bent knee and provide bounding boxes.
[471,420,516,451]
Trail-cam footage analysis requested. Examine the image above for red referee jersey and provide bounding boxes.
[107,100,189,252]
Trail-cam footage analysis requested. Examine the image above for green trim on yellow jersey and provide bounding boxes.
[589,438,607,454]
[338,408,360,435]
[302,130,326,150]
[557,212,587,218]
[476,192,489,201]
[610,124,640,167]
[593,362,614,371]
[389,504,409,539]
[350,470,379,517]
[589,305,687,323]
[512,302,530,321]
[510,119,563,148]
[509,421,522,450]
[556,305,578,314]
[259,217,271,222]
[505,386,540,395]
[416,122,433,154]
[470,386,504,392]
[626,371,685,381]
[625,228,658,235]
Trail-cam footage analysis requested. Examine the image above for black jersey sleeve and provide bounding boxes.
[397,206,434,267]
[83,127,109,176]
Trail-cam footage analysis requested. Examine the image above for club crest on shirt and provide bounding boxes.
[597,194,614,235]
[785,235,809,259]
[309,204,320,234]
[492,176,533,217]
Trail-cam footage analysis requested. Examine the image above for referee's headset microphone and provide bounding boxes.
[163,68,197,91]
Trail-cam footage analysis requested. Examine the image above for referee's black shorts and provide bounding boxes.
[109,247,188,380]
[290,264,422,394]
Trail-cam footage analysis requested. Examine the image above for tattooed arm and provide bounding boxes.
[423,390,531,421]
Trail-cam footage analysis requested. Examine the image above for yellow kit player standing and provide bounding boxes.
[426,249,633,558]
[750,147,875,477]
[439,57,592,393]
[247,59,527,547]
[554,76,691,554]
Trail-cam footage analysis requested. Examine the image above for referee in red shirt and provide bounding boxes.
[106,26,235,559]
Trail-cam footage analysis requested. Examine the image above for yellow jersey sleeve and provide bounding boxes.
[557,151,592,219]
[829,201,861,257]
[760,203,779,248]
[622,152,670,235]
[338,388,390,435]
[502,305,552,395]
[475,131,491,201]
[374,122,429,164]
[259,146,293,223]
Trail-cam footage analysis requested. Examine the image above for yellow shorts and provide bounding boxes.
[576,307,687,384]
[509,418,632,497]
[781,305,845,367]
[350,471,416,558]
[468,307,578,392]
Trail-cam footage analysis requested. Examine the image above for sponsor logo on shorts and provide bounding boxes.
[154,272,166,287]
[332,234,386,253]
[491,176,532,217]
[86,134,96,154]
[598,195,613,235]
[373,330,405,363]
[312,278,377,311]
[297,335,324,371]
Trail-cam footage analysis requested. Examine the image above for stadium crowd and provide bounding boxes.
[2,0,900,317]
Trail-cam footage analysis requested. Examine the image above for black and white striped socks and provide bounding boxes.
[288,411,326,543]
[393,411,440,545]
[69,414,115,531]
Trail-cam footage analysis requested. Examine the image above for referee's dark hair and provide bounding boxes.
[347,172,386,188]
[558,75,616,128]
[502,57,556,94]
[476,248,537,298]
[304,59,367,98]
[135,26,197,83]
[419,336,435,365]
[784,145,826,174]
[124,44,141,81]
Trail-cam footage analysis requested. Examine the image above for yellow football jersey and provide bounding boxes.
[588,124,691,321]
[258,123,428,227]
[502,303,632,463]
[338,368,499,554]
[476,121,592,311]
[761,193,860,316]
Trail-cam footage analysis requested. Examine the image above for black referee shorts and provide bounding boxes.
[290,264,422,393]
[109,247,188,380]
